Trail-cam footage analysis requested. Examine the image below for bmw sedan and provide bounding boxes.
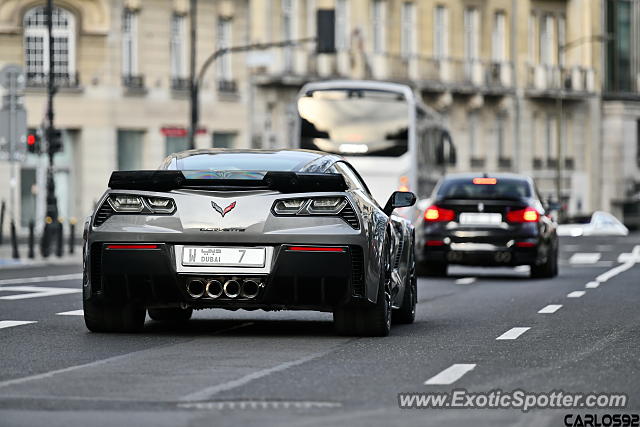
[415,173,558,279]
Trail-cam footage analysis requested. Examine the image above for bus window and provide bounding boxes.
[298,89,410,157]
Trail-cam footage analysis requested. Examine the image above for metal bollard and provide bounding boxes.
[69,217,76,255]
[28,220,35,259]
[56,217,64,258]
[10,220,19,259]
[0,200,5,245]
[41,216,53,258]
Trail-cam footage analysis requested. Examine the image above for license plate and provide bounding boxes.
[459,213,502,225]
[182,247,266,267]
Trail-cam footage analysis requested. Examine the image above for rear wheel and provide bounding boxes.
[148,307,193,322]
[418,261,448,277]
[393,250,417,325]
[83,297,146,333]
[530,246,558,279]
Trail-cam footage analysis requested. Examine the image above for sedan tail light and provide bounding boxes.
[506,207,540,223]
[424,205,455,222]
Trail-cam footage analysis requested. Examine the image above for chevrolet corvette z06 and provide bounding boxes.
[83,149,417,336]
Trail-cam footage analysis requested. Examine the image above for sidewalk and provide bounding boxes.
[0,243,82,269]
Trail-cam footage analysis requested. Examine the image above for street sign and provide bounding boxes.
[0,64,26,91]
[0,64,27,162]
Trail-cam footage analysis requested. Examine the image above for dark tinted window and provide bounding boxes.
[162,152,319,171]
[436,177,532,200]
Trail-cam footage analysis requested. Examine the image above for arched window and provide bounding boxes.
[23,6,76,87]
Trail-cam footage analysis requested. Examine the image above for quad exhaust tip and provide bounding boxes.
[186,279,205,299]
[241,279,260,299]
[205,279,223,299]
[223,280,241,298]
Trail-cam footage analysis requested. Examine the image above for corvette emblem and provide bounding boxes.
[211,201,237,217]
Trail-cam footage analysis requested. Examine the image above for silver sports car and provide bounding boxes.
[83,149,417,336]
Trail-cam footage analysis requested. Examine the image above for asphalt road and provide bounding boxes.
[0,235,639,427]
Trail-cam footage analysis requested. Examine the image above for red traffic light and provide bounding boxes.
[27,133,36,145]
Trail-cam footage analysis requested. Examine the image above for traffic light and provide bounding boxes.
[46,127,63,154]
[26,131,40,154]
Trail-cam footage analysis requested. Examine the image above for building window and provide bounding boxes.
[540,14,554,66]
[434,5,448,59]
[212,132,237,148]
[117,130,144,171]
[636,119,640,167]
[605,0,634,92]
[282,0,297,71]
[558,14,566,65]
[23,6,76,87]
[170,14,187,83]
[464,7,480,62]
[401,2,416,59]
[166,135,190,156]
[529,12,537,63]
[372,0,386,54]
[335,0,349,51]
[492,11,506,62]
[122,9,138,78]
[216,17,233,90]
[545,114,557,166]
[468,111,478,158]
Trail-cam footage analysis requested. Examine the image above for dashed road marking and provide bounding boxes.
[514,266,530,273]
[56,310,84,316]
[585,281,600,289]
[0,320,37,330]
[569,253,601,265]
[567,291,586,298]
[0,273,83,287]
[0,286,81,300]
[538,304,562,314]
[455,277,476,285]
[598,246,640,283]
[496,327,530,340]
[424,364,476,385]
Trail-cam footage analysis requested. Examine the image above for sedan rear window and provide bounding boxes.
[436,178,532,200]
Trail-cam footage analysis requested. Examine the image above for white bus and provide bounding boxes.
[295,80,454,206]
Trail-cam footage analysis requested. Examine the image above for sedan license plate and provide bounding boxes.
[459,212,502,225]
[182,247,266,267]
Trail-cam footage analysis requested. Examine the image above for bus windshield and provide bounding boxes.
[298,89,409,157]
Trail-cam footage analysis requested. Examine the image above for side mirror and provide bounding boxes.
[383,191,417,216]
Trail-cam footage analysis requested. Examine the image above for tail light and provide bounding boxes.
[506,207,540,223]
[424,205,455,222]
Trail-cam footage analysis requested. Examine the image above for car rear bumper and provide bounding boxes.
[86,242,366,312]
[419,238,541,266]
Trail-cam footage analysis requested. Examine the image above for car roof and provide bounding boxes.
[441,172,532,181]
[161,148,343,173]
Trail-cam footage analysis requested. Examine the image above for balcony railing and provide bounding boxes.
[217,79,237,94]
[26,72,79,88]
[122,74,145,90]
[171,77,190,91]
[526,64,595,94]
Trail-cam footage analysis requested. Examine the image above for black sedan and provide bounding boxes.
[415,173,558,278]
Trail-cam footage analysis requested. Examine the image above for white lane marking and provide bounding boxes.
[598,245,640,283]
[424,364,476,385]
[569,253,601,265]
[514,266,530,273]
[56,310,84,316]
[496,327,530,340]
[0,320,37,330]
[538,304,562,314]
[182,346,337,401]
[0,286,81,300]
[0,273,82,287]
[585,281,600,289]
[455,277,476,285]
[0,321,254,390]
[567,291,586,298]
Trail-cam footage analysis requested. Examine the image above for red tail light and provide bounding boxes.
[506,207,540,223]
[424,205,455,222]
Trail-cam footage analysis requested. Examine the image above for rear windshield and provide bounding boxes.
[162,152,318,172]
[436,178,532,200]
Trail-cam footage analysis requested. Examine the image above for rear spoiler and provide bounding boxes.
[108,170,347,193]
